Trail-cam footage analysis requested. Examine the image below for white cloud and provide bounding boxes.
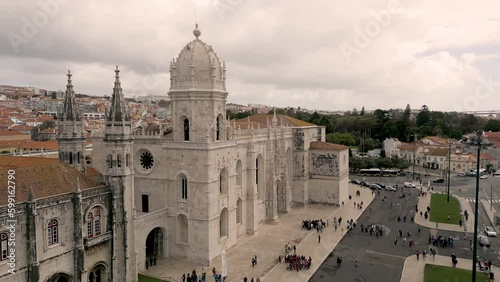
[0,0,499,111]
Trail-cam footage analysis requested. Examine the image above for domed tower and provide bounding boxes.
[169,24,228,143]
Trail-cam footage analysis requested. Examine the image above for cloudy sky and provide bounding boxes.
[1,0,500,112]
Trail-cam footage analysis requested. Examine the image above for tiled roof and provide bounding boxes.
[86,167,101,177]
[0,130,28,136]
[426,148,449,156]
[19,140,58,150]
[422,136,448,144]
[235,114,316,128]
[310,141,348,151]
[0,139,30,148]
[0,156,100,206]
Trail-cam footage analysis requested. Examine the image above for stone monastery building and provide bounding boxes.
[0,24,348,282]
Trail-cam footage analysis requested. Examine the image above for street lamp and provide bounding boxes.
[466,131,493,282]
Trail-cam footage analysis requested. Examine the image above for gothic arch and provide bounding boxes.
[46,272,72,282]
[177,214,188,244]
[88,261,108,282]
[256,154,264,199]
[180,115,190,141]
[215,113,224,141]
[219,208,228,238]
[146,227,165,259]
[236,198,242,224]
[236,160,243,186]
[219,168,228,194]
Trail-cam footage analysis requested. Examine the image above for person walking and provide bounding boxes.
[353,260,359,270]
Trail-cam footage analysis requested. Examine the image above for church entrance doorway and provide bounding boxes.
[146,227,164,262]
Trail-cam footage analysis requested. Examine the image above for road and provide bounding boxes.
[310,174,500,282]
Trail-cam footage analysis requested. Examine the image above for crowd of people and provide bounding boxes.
[302,219,327,231]
[181,269,207,282]
[284,254,312,271]
[429,234,454,248]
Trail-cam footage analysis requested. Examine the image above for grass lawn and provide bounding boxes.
[138,274,169,282]
[429,193,461,225]
[424,264,490,282]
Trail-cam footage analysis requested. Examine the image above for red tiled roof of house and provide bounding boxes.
[19,140,58,150]
[310,141,348,150]
[0,139,30,148]
[0,156,100,206]
[0,130,28,136]
[426,148,449,156]
[86,167,101,177]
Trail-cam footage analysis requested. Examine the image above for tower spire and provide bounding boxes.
[107,66,130,125]
[61,70,81,121]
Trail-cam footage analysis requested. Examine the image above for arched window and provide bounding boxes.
[94,211,101,236]
[87,207,104,238]
[77,152,80,164]
[183,118,190,141]
[180,175,188,200]
[236,160,242,186]
[219,168,228,194]
[236,198,242,224]
[220,208,228,238]
[177,214,188,244]
[216,116,221,141]
[48,219,58,245]
[108,155,113,168]
[89,263,106,282]
[126,154,130,167]
[1,233,7,261]
[255,158,259,185]
[117,154,122,168]
[87,212,94,238]
[69,152,73,164]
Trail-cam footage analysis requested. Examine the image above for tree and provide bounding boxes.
[485,119,500,132]
[31,120,57,141]
[51,91,57,99]
[326,133,356,146]
[360,107,365,116]
[309,111,321,124]
[416,105,430,127]
[380,149,386,158]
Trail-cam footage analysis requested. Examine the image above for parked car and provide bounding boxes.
[478,234,490,247]
[385,186,396,191]
[484,226,497,237]
[494,171,500,177]
[361,181,371,187]
[480,175,489,179]
[351,179,361,185]
[458,173,466,177]
[374,183,386,188]
[370,184,382,190]
[403,182,416,188]
[433,178,445,183]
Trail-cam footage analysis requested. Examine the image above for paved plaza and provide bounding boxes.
[141,184,374,281]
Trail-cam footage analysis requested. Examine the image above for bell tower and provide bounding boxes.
[57,70,86,172]
[168,24,228,143]
[103,66,137,282]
